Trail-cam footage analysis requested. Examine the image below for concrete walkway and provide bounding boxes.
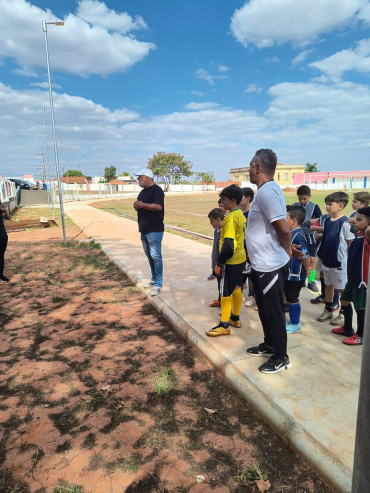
[65,201,359,493]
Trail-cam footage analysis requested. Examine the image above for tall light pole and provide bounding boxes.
[42,105,55,219]
[42,19,67,245]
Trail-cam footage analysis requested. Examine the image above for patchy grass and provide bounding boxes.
[155,367,176,396]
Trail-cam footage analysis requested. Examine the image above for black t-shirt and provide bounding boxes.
[137,184,165,234]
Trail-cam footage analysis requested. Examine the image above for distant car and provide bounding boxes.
[7,179,31,190]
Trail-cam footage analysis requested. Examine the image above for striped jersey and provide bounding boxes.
[285,227,309,281]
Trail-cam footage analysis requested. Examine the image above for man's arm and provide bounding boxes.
[271,219,292,256]
[133,201,162,211]
[0,204,11,220]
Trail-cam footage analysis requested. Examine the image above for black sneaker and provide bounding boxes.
[0,275,9,283]
[332,302,340,312]
[310,295,325,304]
[247,343,275,357]
[259,355,291,374]
[307,281,319,292]
[284,303,289,313]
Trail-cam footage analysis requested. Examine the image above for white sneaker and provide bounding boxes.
[150,287,161,296]
[144,281,155,288]
[245,296,256,307]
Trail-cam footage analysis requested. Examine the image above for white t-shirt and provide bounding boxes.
[246,181,290,272]
[322,218,355,271]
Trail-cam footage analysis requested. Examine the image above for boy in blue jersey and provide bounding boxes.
[332,207,370,345]
[317,192,355,324]
[294,185,322,292]
[284,206,310,334]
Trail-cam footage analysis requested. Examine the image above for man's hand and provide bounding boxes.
[306,268,311,279]
[348,217,356,227]
[133,200,143,210]
[215,264,222,277]
[291,244,306,260]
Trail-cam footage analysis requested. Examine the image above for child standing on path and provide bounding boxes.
[240,187,256,307]
[208,208,224,307]
[317,192,354,325]
[332,207,370,345]
[206,185,246,337]
[294,185,322,292]
[284,206,310,334]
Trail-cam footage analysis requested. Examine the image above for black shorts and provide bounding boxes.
[220,262,245,297]
[307,242,318,257]
[284,280,305,304]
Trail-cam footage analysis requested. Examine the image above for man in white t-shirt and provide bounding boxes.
[245,149,303,374]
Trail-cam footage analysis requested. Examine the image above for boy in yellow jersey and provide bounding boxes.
[206,185,247,336]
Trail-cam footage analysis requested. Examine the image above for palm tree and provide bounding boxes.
[305,162,319,173]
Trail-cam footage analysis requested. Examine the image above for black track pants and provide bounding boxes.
[0,236,8,277]
[251,262,289,358]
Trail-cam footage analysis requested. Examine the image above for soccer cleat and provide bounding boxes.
[144,281,155,288]
[207,274,216,281]
[343,334,363,345]
[229,318,241,328]
[209,299,221,307]
[332,302,340,311]
[247,343,275,357]
[150,287,161,296]
[0,275,9,283]
[259,355,291,374]
[206,323,231,337]
[244,296,256,307]
[286,323,301,334]
[318,309,333,322]
[330,313,344,326]
[332,325,354,336]
[307,281,319,292]
[310,295,325,304]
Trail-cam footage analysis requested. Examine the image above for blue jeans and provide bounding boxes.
[141,232,164,287]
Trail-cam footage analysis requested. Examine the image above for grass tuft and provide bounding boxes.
[155,367,176,396]
[235,464,268,485]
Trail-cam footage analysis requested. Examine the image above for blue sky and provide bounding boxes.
[0,0,370,179]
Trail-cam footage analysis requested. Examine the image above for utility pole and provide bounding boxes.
[37,153,50,209]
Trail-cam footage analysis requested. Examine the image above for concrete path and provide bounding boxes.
[65,201,359,493]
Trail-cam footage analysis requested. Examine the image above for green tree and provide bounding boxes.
[63,170,83,177]
[119,171,134,179]
[305,162,319,173]
[147,152,193,190]
[86,176,92,181]
[104,165,117,182]
[196,171,215,186]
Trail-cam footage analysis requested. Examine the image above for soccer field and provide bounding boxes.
[92,189,361,242]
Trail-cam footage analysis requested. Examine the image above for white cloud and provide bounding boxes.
[29,82,62,89]
[292,49,314,66]
[190,90,205,97]
[218,65,230,72]
[0,0,156,77]
[309,39,370,77]
[231,0,369,48]
[244,84,262,93]
[194,68,228,85]
[183,102,220,110]
[12,68,38,77]
[265,57,280,63]
[76,0,147,34]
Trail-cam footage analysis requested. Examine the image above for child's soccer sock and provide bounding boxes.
[320,277,326,298]
[342,304,353,333]
[333,289,340,303]
[325,302,333,313]
[288,303,301,325]
[356,309,365,338]
[220,296,232,323]
[308,270,316,282]
[231,288,243,317]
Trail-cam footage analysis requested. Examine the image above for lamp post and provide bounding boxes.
[42,19,67,245]
[42,105,55,219]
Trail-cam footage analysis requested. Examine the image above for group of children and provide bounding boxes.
[207,184,370,347]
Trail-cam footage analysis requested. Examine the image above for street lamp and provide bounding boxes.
[42,19,67,245]
[42,105,55,219]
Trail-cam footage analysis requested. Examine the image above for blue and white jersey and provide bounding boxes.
[286,227,309,281]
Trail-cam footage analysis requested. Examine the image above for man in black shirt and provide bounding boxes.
[133,169,165,296]
[0,201,11,283]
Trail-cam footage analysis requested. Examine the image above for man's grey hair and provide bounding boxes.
[251,148,277,176]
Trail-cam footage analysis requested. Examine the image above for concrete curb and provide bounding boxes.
[99,243,350,493]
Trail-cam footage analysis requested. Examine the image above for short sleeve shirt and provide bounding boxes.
[219,209,246,265]
[137,184,165,234]
[246,181,290,272]
[322,219,355,271]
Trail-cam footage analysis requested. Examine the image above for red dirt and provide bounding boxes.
[0,225,336,493]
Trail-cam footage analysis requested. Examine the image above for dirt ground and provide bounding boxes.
[0,220,335,493]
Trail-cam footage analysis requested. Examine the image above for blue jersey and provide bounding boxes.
[286,227,309,281]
